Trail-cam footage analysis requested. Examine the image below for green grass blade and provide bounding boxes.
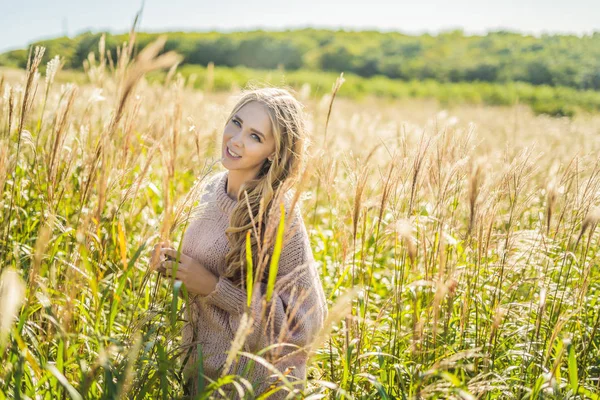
[567,340,578,393]
[266,202,285,303]
[47,364,83,400]
[245,230,253,308]
[170,280,183,328]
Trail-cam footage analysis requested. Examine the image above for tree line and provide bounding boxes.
[2,28,600,91]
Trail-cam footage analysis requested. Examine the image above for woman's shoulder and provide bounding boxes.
[187,171,227,219]
[206,170,227,191]
[274,190,311,250]
[271,193,316,283]
[199,170,228,201]
[278,189,307,230]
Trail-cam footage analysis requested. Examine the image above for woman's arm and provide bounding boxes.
[202,211,328,363]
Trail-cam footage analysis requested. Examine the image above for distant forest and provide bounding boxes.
[2,29,600,91]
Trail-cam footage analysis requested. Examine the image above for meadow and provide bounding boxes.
[1,35,600,399]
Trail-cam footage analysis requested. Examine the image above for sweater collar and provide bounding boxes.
[215,171,237,215]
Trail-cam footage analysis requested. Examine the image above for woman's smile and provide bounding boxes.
[225,146,242,159]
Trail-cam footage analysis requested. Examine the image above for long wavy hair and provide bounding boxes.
[222,87,309,288]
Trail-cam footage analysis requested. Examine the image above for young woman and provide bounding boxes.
[153,87,328,398]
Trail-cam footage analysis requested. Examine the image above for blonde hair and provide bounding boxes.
[222,86,309,287]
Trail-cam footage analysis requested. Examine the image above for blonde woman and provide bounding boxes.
[153,87,328,399]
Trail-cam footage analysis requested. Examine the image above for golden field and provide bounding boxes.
[1,38,599,399]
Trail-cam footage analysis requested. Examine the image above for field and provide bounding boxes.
[1,38,600,399]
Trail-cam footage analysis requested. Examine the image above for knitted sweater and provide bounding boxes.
[179,171,328,399]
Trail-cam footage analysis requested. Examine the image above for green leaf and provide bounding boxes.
[357,373,389,400]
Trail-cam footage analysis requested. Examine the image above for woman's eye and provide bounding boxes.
[231,119,260,142]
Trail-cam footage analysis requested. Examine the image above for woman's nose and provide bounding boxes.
[230,131,243,146]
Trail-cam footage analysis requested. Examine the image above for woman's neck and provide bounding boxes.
[225,170,253,201]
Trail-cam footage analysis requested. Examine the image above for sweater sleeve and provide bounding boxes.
[202,206,328,366]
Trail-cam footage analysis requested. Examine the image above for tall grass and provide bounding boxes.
[1,27,600,400]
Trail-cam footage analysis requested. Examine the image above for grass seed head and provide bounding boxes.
[45,55,61,87]
[0,269,26,348]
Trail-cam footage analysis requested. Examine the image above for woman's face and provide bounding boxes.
[222,101,276,177]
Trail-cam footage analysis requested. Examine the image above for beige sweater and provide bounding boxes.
[179,171,327,399]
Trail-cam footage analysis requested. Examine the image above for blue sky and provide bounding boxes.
[2,0,599,52]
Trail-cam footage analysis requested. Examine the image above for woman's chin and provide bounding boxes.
[221,159,244,171]
[221,156,235,169]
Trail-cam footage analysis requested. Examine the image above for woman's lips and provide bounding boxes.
[225,146,242,159]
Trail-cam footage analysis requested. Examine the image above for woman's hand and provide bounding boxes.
[152,242,218,296]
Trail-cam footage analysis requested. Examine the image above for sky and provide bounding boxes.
[1,0,599,52]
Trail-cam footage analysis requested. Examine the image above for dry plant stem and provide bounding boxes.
[311,73,345,228]
[2,46,45,256]
[323,72,345,151]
